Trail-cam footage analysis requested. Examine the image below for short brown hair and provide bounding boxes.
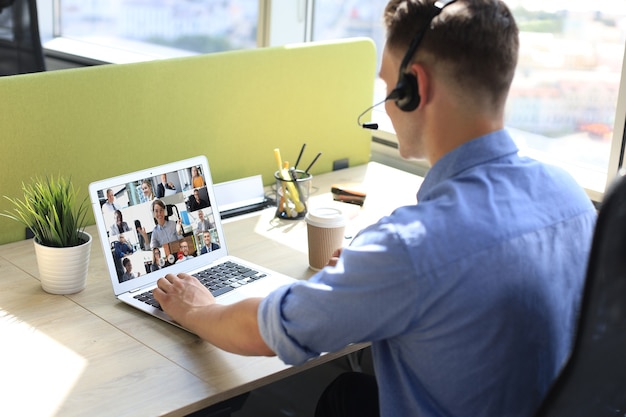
[384,0,518,107]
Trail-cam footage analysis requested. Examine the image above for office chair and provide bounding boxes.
[534,170,626,416]
[0,0,45,76]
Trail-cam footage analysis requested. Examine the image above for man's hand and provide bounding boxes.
[327,248,343,267]
[152,272,274,356]
[153,273,215,331]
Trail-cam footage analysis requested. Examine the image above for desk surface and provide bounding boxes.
[0,162,423,417]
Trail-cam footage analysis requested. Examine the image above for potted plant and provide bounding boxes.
[2,175,92,294]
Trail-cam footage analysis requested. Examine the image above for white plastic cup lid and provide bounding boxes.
[305,207,346,228]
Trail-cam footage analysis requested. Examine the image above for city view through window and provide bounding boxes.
[56,0,626,194]
[312,0,626,193]
[505,2,626,192]
[59,0,258,53]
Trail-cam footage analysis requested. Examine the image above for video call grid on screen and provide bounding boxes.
[98,164,220,283]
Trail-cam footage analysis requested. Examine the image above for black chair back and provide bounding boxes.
[0,0,45,75]
[535,171,626,416]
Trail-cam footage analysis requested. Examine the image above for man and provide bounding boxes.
[195,210,214,234]
[120,258,138,282]
[113,234,133,259]
[199,231,219,254]
[188,189,209,212]
[153,1,597,416]
[177,240,195,261]
[156,173,176,198]
[101,188,118,225]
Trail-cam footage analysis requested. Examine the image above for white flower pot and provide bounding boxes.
[33,231,92,295]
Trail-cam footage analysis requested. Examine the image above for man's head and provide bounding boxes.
[122,257,132,272]
[180,241,190,255]
[382,0,518,112]
[379,0,518,162]
[203,231,212,246]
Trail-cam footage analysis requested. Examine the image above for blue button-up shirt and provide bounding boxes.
[150,220,181,249]
[259,130,597,417]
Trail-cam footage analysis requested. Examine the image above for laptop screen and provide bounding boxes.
[89,156,228,294]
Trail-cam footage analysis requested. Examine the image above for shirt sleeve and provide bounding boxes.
[150,231,158,249]
[258,220,425,365]
[258,284,318,365]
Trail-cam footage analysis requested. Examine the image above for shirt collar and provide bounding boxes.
[417,129,519,201]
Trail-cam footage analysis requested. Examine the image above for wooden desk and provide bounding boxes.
[0,162,422,417]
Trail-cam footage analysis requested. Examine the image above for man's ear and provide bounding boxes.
[412,63,430,110]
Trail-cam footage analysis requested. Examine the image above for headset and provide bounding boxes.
[357,0,458,128]
[388,0,458,112]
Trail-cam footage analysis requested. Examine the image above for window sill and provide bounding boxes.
[43,37,196,66]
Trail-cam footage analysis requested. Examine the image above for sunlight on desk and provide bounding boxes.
[0,163,423,417]
[253,162,419,255]
[249,199,361,253]
[222,163,423,281]
[0,309,87,417]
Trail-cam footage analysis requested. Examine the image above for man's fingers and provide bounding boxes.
[155,273,197,295]
[155,275,176,293]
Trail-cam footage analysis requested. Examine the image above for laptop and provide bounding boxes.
[89,155,296,330]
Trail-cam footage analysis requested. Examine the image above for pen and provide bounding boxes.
[304,152,322,174]
[294,143,306,170]
[282,161,304,213]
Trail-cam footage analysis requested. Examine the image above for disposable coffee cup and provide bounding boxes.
[305,207,346,271]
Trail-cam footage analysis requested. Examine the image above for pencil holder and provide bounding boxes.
[274,170,312,220]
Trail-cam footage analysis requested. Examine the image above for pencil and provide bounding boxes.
[294,143,306,170]
[304,152,322,174]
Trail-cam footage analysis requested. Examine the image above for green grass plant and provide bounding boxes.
[2,176,88,247]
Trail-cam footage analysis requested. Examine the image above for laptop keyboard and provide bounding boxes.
[133,261,268,311]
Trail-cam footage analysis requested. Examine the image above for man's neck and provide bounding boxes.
[425,105,504,166]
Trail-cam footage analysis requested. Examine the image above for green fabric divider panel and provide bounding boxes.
[0,38,376,245]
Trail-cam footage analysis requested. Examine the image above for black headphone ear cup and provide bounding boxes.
[394,72,420,112]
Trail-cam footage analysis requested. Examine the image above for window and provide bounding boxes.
[505,2,626,200]
[311,1,626,201]
[39,0,626,201]
[312,0,387,61]
[39,0,259,63]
